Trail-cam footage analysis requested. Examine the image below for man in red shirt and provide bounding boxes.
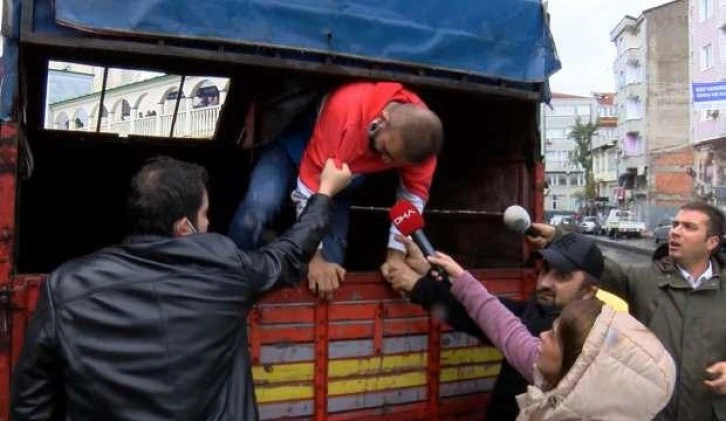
[229,81,443,299]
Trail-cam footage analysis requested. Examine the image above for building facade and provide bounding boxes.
[610,0,691,227]
[690,0,726,210]
[541,93,592,215]
[611,15,649,223]
[45,62,229,140]
[591,92,619,211]
[644,0,692,226]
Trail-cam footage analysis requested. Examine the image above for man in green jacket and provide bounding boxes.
[532,201,726,420]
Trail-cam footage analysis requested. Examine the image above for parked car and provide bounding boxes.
[558,216,582,233]
[579,216,602,235]
[653,218,673,245]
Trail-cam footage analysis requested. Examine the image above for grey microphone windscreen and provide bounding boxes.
[503,205,532,234]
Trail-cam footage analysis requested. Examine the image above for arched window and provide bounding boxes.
[192,80,220,108]
[55,112,70,130]
[72,108,88,129]
[119,100,131,121]
[163,89,186,114]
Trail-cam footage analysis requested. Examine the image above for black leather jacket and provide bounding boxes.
[11,194,332,421]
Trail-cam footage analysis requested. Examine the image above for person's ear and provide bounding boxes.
[368,118,384,138]
[173,217,196,237]
[706,235,721,253]
[582,285,597,300]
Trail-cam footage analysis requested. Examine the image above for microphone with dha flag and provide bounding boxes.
[389,200,436,257]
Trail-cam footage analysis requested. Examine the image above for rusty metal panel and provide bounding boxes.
[251,270,528,419]
[0,123,19,421]
[0,124,18,285]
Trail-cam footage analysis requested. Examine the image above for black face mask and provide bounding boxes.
[185,219,198,234]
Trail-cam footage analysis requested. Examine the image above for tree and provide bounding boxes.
[568,117,599,201]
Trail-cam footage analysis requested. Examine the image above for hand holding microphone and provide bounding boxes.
[503,205,555,247]
[389,200,436,257]
[388,200,450,280]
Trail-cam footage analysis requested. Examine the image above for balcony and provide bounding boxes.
[73,104,221,138]
[544,161,581,173]
[619,119,644,139]
[594,170,618,183]
[620,47,642,66]
[620,155,647,171]
[590,136,617,151]
[621,82,644,101]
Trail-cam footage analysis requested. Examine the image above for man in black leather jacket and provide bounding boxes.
[11,156,351,421]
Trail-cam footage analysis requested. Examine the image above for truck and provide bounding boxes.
[603,209,647,239]
[0,0,559,419]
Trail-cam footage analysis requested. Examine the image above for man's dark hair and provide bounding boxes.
[127,156,209,236]
[389,104,443,164]
[679,201,726,239]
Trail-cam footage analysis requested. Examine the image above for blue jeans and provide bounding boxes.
[228,104,361,265]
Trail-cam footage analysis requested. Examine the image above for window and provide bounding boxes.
[570,196,579,209]
[700,0,713,22]
[720,32,726,64]
[569,174,579,186]
[607,150,616,170]
[44,60,230,139]
[558,174,567,186]
[598,106,615,118]
[623,132,643,156]
[625,63,641,85]
[625,98,642,120]
[700,109,720,121]
[701,44,714,71]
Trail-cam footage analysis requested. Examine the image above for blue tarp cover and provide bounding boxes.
[2,0,562,119]
[51,0,560,83]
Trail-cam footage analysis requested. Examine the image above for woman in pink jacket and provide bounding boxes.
[427,246,676,420]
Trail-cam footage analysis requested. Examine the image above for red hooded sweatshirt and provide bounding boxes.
[298,82,436,201]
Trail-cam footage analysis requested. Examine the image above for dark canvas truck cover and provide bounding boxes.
[0,0,560,419]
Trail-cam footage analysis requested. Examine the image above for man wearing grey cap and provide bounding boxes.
[384,232,604,420]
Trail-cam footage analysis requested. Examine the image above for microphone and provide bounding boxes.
[503,205,540,237]
[389,200,436,257]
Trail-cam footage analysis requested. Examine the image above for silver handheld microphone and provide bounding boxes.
[503,205,539,237]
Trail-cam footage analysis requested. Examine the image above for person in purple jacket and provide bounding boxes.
[420,234,675,420]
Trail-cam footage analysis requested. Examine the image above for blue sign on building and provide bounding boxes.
[692,82,726,109]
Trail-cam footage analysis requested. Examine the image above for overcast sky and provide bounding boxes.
[546,0,674,96]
